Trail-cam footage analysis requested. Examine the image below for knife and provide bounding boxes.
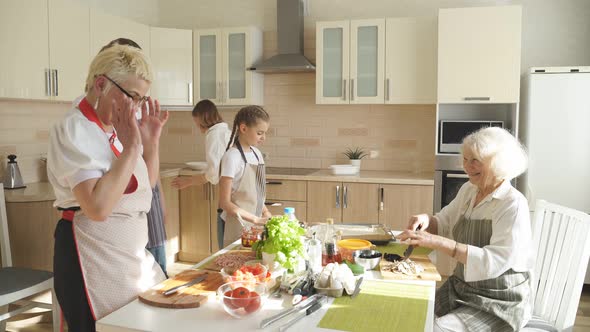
[350,276,363,299]
[163,273,208,296]
[278,296,326,331]
[259,294,324,328]
[403,224,422,260]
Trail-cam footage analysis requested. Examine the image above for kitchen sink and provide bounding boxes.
[265,167,318,176]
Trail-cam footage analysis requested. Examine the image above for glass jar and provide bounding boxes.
[241,225,264,247]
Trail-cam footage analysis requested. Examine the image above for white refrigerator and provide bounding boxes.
[519,66,590,282]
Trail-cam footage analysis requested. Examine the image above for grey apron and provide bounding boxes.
[435,202,532,331]
[222,142,266,247]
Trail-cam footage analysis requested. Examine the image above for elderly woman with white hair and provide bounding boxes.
[397,127,533,332]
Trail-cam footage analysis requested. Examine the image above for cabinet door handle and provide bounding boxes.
[350,78,355,101]
[464,97,490,101]
[266,181,283,185]
[188,82,193,104]
[342,79,347,100]
[53,69,58,96]
[343,185,348,209]
[379,187,384,211]
[45,69,51,96]
[265,201,283,206]
[385,78,390,101]
[335,185,340,208]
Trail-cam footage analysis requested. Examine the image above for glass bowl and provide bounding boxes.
[220,261,269,283]
[217,281,267,318]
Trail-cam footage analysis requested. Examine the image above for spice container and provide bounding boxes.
[241,224,264,247]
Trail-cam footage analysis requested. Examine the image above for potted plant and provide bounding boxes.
[343,147,368,168]
[252,215,306,272]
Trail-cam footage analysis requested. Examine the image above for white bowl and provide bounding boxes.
[329,164,359,175]
[185,161,207,170]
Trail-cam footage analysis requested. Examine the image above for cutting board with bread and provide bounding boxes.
[379,254,441,281]
[138,269,224,308]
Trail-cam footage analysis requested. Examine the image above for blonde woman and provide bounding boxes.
[47,44,168,330]
[397,127,533,332]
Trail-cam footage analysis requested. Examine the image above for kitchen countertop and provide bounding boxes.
[4,166,433,203]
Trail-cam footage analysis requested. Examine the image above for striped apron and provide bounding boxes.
[435,210,532,331]
[222,142,266,247]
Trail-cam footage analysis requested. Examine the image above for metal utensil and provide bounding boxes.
[350,277,364,299]
[162,273,208,296]
[278,296,326,331]
[403,224,422,260]
[259,294,324,329]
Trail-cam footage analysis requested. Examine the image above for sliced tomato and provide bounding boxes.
[231,287,251,308]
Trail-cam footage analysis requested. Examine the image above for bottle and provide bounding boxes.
[322,242,342,265]
[284,207,297,222]
[307,232,322,273]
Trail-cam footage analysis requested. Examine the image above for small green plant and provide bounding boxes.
[252,215,306,271]
[343,147,368,160]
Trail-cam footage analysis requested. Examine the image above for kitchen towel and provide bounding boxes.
[317,279,430,332]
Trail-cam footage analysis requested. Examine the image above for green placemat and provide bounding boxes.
[317,280,430,332]
[375,242,432,256]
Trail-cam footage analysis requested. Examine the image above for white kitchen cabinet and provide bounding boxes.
[0,0,89,101]
[437,6,522,103]
[150,27,193,106]
[385,17,437,104]
[194,27,263,106]
[90,9,150,58]
[316,19,385,104]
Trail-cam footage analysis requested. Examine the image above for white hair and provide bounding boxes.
[462,127,528,181]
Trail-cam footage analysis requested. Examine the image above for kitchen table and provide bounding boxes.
[96,241,436,332]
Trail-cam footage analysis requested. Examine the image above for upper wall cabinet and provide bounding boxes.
[90,9,150,58]
[316,19,385,104]
[0,0,90,101]
[437,6,522,103]
[194,27,263,106]
[385,17,437,104]
[150,27,193,106]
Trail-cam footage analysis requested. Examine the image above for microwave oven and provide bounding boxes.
[439,120,504,153]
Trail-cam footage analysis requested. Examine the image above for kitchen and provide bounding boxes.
[1,0,590,331]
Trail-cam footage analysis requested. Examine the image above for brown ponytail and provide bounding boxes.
[225,105,270,151]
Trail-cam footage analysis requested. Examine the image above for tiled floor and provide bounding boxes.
[6,263,590,331]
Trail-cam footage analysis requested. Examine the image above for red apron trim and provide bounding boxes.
[61,210,75,222]
[71,221,97,321]
[78,98,138,194]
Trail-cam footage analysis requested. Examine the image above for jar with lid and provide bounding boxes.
[241,224,264,247]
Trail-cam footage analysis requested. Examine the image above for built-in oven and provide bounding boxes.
[434,170,470,212]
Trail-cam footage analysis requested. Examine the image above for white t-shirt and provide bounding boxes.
[220,145,264,193]
[204,122,231,185]
[434,180,534,282]
[47,107,126,208]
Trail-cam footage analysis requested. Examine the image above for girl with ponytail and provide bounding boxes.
[218,105,271,247]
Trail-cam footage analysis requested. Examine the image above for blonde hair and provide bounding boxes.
[84,44,153,93]
[462,127,528,181]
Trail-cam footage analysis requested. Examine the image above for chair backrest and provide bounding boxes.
[531,199,590,330]
[0,183,12,267]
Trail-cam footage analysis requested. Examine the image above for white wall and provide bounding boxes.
[155,0,590,73]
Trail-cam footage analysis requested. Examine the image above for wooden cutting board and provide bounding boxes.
[379,254,441,281]
[199,249,256,271]
[138,269,224,308]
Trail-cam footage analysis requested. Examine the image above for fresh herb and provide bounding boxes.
[252,215,306,271]
[343,147,369,160]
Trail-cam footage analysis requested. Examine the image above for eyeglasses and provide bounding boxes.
[103,75,148,106]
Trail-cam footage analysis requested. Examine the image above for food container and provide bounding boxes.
[337,239,373,262]
[220,261,268,283]
[217,281,267,318]
[352,249,383,270]
[314,282,344,298]
[241,224,265,247]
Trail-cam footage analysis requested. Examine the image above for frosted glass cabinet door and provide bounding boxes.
[195,30,221,103]
[315,21,350,104]
[227,32,246,100]
[350,19,385,104]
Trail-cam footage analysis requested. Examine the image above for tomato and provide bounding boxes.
[223,291,238,309]
[244,291,261,313]
[231,287,251,308]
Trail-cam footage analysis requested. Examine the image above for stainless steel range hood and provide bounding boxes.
[249,0,315,73]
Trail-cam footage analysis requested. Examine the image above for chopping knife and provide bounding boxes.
[162,273,208,296]
[259,294,324,328]
[278,296,326,331]
[403,224,422,260]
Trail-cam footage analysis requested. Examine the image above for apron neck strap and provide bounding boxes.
[235,140,259,164]
[78,98,121,157]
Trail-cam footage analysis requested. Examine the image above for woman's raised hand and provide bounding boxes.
[139,97,169,146]
[407,214,430,231]
[111,97,141,149]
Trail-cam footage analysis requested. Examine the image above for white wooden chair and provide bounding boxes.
[0,184,60,332]
[525,199,590,332]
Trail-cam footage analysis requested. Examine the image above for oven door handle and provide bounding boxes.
[446,173,469,179]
